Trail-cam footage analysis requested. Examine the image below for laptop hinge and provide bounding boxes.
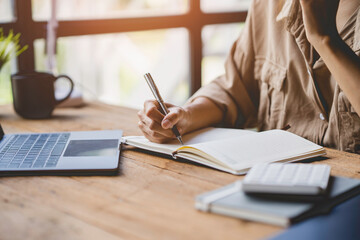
[0,124,4,141]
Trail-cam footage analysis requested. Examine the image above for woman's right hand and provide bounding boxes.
[137,100,189,143]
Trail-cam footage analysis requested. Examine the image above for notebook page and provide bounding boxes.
[122,136,179,154]
[123,127,255,155]
[182,127,255,145]
[187,130,324,170]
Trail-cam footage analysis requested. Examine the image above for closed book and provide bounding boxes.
[270,193,360,240]
[195,176,360,227]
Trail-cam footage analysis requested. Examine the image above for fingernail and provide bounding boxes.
[162,120,171,128]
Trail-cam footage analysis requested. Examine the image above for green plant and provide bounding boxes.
[0,28,28,70]
[0,28,28,104]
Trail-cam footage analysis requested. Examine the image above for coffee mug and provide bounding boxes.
[11,72,74,119]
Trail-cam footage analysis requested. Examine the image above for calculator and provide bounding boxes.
[243,163,331,195]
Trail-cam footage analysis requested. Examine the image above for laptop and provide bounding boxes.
[0,124,122,176]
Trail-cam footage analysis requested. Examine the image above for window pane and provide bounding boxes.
[0,0,15,22]
[202,23,244,86]
[32,0,189,21]
[201,0,251,13]
[34,28,190,109]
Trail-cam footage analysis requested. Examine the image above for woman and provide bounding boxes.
[138,0,360,153]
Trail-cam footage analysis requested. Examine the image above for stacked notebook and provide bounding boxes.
[195,176,360,227]
[122,128,326,175]
[270,193,360,239]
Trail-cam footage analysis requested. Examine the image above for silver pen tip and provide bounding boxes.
[177,136,184,145]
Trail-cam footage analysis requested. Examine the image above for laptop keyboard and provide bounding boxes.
[0,133,70,169]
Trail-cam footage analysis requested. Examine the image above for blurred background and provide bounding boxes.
[0,0,250,109]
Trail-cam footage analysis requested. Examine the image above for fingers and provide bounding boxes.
[138,113,174,138]
[137,100,176,143]
[162,108,182,129]
[143,100,164,123]
[138,121,174,143]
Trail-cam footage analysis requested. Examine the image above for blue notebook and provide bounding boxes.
[195,176,360,227]
[270,193,360,240]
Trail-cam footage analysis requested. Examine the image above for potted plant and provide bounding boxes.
[0,28,28,104]
[0,28,28,70]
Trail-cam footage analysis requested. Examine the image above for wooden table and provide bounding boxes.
[0,102,359,240]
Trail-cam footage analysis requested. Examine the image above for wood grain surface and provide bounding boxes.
[0,102,359,240]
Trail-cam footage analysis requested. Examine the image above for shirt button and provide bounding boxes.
[319,113,325,121]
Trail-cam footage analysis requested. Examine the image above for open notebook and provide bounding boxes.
[122,128,326,175]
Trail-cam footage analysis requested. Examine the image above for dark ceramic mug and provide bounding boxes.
[11,72,74,119]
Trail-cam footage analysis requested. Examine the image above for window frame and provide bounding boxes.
[0,0,247,95]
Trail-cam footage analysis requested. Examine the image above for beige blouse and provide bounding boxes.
[189,0,360,153]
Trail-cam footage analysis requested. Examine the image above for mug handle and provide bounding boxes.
[54,75,74,105]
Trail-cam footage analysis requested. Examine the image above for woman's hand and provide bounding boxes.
[137,100,190,143]
[138,97,224,143]
[299,0,340,47]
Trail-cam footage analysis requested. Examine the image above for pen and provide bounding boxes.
[144,73,184,145]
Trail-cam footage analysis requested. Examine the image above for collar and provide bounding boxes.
[276,0,293,22]
[278,3,360,52]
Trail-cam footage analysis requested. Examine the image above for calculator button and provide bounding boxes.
[243,163,331,195]
[278,164,297,182]
[293,165,313,185]
[244,164,268,183]
[262,164,283,183]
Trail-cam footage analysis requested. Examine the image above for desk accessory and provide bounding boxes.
[195,176,360,227]
[270,193,360,240]
[243,163,331,195]
[11,72,74,119]
[144,73,183,145]
[122,127,325,175]
[0,28,28,71]
[0,28,28,104]
[56,87,85,108]
[0,123,122,176]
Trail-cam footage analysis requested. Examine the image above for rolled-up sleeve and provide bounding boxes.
[187,0,259,128]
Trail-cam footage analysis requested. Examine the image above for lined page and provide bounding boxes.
[186,130,324,170]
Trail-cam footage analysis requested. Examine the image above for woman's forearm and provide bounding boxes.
[313,35,360,115]
[182,97,223,133]
[299,0,360,115]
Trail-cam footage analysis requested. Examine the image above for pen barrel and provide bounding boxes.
[171,125,181,138]
[159,102,180,138]
[158,101,169,115]
[144,72,182,143]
